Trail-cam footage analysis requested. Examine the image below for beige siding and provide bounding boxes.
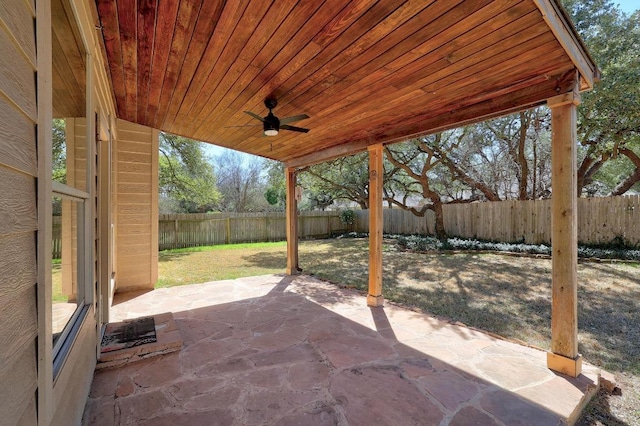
[50,308,96,425]
[0,0,38,422]
[115,119,158,291]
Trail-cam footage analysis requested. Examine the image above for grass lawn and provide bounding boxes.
[162,237,638,424]
[157,241,288,287]
[52,260,68,303]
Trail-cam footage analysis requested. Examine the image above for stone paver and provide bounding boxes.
[83,274,602,425]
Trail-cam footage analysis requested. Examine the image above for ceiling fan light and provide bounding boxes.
[263,120,278,136]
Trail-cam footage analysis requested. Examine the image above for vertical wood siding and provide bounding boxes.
[0,0,38,422]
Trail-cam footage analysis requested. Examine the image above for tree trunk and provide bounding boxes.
[576,146,607,196]
[432,198,446,239]
[517,112,529,199]
[610,148,640,195]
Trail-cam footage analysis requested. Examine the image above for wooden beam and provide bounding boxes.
[285,167,300,275]
[285,138,372,168]
[367,144,384,307]
[547,89,582,377]
[533,0,599,90]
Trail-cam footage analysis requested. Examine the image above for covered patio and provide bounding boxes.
[83,275,599,425]
[83,0,604,423]
[93,0,600,381]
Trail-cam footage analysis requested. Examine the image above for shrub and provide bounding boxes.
[392,234,639,261]
[340,209,355,225]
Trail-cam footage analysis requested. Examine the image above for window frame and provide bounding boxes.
[46,0,95,381]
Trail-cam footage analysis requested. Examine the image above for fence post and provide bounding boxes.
[299,214,304,238]
[173,219,178,249]
[226,217,231,245]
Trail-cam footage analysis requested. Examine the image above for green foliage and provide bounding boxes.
[159,133,220,213]
[562,0,640,193]
[339,209,355,225]
[52,119,67,184]
[264,161,286,209]
[299,153,371,209]
[394,234,640,260]
[264,187,282,206]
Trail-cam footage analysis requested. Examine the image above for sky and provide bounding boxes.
[616,0,639,14]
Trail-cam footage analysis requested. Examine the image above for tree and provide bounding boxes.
[159,133,220,213]
[52,119,67,184]
[561,0,640,195]
[385,136,448,238]
[263,160,286,210]
[299,153,371,209]
[215,150,268,212]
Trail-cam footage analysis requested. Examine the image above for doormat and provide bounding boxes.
[101,316,157,353]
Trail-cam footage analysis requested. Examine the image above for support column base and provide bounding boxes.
[547,352,582,377]
[367,294,384,307]
[286,267,302,276]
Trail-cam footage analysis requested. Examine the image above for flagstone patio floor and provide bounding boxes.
[82,274,602,425]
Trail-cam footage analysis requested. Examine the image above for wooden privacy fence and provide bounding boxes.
[158,211,348,250]
[354,195,640,246]
[52,196,640,255]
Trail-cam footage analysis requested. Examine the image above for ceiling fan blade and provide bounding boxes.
[280,114,309,124]
[281,124,310,133]
[244,111,265,122]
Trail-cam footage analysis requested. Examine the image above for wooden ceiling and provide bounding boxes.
[53,0,87,118]
[95,0,597,167]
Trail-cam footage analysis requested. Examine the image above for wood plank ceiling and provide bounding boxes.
[53,0,87,118]
[95,0,597,167]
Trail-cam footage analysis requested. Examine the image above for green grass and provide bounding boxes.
[51,263,68,303]
[156,241,287,287]
[161,241,286,254]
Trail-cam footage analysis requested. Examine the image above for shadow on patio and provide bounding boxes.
[83,275,600,425]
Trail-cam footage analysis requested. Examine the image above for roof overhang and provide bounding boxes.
[94,0,598,168]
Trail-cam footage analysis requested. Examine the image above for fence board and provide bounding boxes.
[157,211,349,250]
[353,195,640,246]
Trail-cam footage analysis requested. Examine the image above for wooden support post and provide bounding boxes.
[285,167,300,275]
[367,144,384,307]
[547,89,582,377]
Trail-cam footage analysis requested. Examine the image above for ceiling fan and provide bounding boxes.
[244,98,309,136]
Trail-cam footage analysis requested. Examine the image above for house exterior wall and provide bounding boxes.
[0,0,121,424]
[0,0,39,423]
[114,119,159,292]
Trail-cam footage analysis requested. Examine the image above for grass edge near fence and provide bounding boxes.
[159,240,286,254]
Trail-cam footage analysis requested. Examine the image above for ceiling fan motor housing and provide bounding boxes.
[263,111,280,135]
